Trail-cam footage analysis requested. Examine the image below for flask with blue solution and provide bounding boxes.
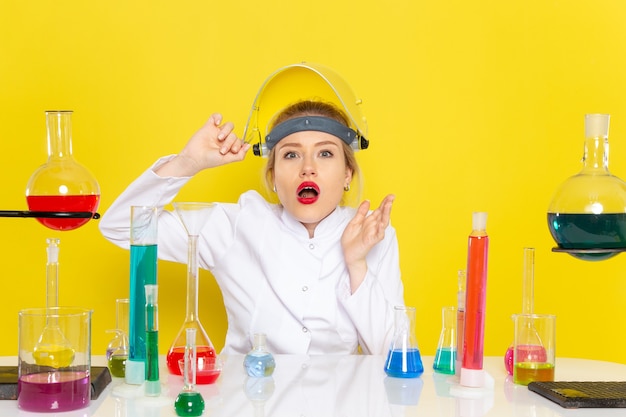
[384,306,424,378]
[244,333,276,377]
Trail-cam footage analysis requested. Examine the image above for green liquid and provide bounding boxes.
[174,391,205,416]
[107,355,127,378]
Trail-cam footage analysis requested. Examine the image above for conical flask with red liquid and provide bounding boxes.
[26,111,100,231]
[166,202,218,384]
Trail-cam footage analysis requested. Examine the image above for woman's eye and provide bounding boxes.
[283,151,298,159]
[319,150,333,158]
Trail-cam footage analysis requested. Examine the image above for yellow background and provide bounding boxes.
[1,1,625,365]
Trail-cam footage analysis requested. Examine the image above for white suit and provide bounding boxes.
[99,157,405,355]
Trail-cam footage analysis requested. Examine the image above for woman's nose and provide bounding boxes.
[300,156,316,177]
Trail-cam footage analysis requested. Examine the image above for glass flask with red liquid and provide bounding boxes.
[504,247,546,375]
[548,114,626,261]
[166,202,219,384]
[25,110,100,231]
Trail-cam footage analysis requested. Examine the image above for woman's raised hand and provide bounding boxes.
[341,194,395,292]
[156,113,250,178]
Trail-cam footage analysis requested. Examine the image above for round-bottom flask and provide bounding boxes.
[244,333,276,377]
[26,110,100,231]
[548,114,626,261]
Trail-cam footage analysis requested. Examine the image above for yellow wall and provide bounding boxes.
[1,0,625,365]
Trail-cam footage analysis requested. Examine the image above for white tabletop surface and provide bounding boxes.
[1,354,626,416]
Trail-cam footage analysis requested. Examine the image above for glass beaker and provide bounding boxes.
[513,314,555,386]
[433,306,456,375]
[166,202,217,379]
[548,113,626,261]
[106,298,129,378]
[25,110,100,231]
[384,306,423,378]
[127,206,158,385]
[18,307,92,412]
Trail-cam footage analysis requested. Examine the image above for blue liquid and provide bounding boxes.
[548,213,626,261]
[244,353,276,377]
[129,244,157,361]
[433,347,456,375]
[384,348,424,378]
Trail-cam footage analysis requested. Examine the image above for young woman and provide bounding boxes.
[99,100,404,355]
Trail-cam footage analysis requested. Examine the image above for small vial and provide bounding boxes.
[243,333,276,377]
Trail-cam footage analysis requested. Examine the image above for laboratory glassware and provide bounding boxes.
[106,298,129,378]
[174,328,206,417]
[145,284,160,396]
[18,307,92,412]
[504,248,545,375]
[548,114,626,261]
[455,269,466,376]
[460,212,489,388]
[25,110,100,230]
[127,206,158,385]
[166,202,218,378]
[244,333,276,377]
[513,314,556,385]
[433,306,456,375]
[384,306,424,378]
[33,238,75,368]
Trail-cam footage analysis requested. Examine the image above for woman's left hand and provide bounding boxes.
[341,194,395,292]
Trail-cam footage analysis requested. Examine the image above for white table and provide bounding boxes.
[1,355,625,416]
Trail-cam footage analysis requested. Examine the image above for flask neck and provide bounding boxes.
[253,333,268,351]
[46,111,74,160]
[185,235,200,321]
[582,136,610,173]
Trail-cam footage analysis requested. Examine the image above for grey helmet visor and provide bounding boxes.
[253,116,368,156]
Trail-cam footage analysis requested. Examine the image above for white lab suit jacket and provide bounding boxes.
[99,157,405,355]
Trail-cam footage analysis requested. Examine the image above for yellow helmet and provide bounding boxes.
[243,62,369,156]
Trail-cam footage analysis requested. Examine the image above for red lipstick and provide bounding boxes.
[296,181,320,204]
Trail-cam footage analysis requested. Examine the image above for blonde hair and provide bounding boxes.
[264,100,360,205]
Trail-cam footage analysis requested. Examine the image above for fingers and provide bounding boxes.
[205,113,247,157]
[362,195,395,240]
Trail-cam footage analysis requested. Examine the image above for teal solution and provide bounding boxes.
[547,213,626,261]
[384,349,424,378]
[129,245,157,363]
[433,347,456,375]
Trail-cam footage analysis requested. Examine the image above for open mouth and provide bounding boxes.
[297,182,320,204]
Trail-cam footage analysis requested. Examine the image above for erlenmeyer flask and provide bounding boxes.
[433,306,456,375]
[26,110,100,231]
[166,202,217,379]
[384,306,423,378]
[548,113,626,261]
[105,298,129,378]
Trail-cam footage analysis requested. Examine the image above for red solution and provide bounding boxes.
[17,371,90,412]
[26,195,100,231]
[462,215,489,372]
[167,345,220,384]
